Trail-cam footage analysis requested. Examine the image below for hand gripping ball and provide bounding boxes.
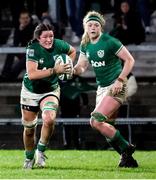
[55,54,73,81]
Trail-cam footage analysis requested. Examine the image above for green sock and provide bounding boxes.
[25,149,35,160]
[105,120,121,154]
[37,141,46,152]
[106,137,121,155]
[110,130,129,153]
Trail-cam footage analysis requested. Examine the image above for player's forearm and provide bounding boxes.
[73,65,86,75]
[117,46,135,80]
[119,59,135,80]
[73,54,89,75]
[28,68,54,80]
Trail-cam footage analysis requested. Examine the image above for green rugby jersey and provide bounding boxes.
[23,39,70,94]
[80,33,123,87]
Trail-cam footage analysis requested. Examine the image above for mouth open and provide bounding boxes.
[91,31,96,34]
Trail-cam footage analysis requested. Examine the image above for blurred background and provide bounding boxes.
[0,0,156,150]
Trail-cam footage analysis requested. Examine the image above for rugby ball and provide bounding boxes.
[55,54,73,81]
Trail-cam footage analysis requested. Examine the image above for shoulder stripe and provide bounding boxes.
[115,45,124,55]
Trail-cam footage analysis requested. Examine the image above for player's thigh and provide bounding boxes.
[95,96,121,117]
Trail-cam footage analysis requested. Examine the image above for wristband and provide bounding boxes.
[117,77,124,83]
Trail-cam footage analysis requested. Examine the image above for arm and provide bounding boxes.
[67,45,76,62]
[111,46,135,95]
[27,61,54,80]
[73,53,89,75]
[27,60,71,80]
[117,46,135,81]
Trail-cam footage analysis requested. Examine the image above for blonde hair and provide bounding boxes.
[81,11,105,46]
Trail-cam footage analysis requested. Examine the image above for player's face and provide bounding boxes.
[38,30,54,49]
[86,20,102,41]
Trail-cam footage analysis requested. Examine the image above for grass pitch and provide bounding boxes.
[0,150,156,179]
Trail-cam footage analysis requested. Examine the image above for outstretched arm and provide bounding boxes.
[73,53,89,75]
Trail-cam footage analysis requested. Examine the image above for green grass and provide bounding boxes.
[0,150,156,179]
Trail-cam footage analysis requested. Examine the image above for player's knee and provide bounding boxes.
[41,101,58,126]
[91,111,108,122]
[90,116,95,127]
[22,117,38,129]
[90,111,108,129]
[42,110,55,127]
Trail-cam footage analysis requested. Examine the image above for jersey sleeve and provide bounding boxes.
[26,44,40,63]
[109,36,123,55]
[80,45,86,55]
[55,39,70,54]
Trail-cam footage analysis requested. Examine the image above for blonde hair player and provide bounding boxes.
[73,11,138,168]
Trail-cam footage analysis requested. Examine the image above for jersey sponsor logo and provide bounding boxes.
[91,60,105,67]
[97,50,104,58]
[26,49,34,57]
